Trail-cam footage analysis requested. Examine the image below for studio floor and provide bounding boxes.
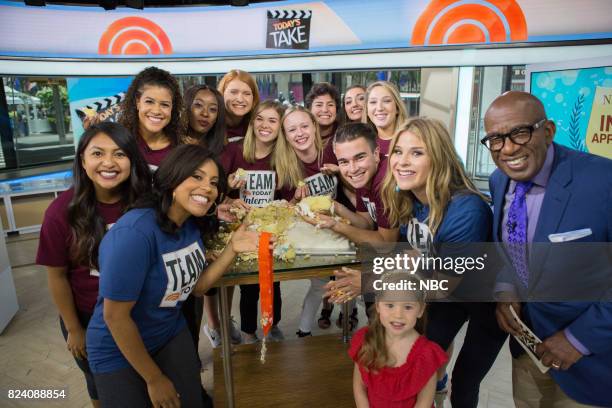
[0,233,514,407]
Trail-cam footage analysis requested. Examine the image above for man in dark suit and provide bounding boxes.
[484,91,612,407]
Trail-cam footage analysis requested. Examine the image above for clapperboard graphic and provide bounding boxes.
[266,9,312,50]
[75,93,125,130]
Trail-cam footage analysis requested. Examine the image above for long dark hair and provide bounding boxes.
[136,144,227,237]
[340,84,366,124]
[119,66,184,145]
[183,84,227,155]
[68,122,151,269]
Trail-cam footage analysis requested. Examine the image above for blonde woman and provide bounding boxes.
[363,81,409,156]
[220,100,286,344]
[274,105,338,201]
[380,117,507,408]
[275,105,338,337]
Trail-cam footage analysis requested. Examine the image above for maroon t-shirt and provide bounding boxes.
[136,135,173,171]
[226,120,248,142]
[377,136,392,157]
[36,188,123,314]
[356,160,390,228]
[320,122,338,149]
[220,142,277,207]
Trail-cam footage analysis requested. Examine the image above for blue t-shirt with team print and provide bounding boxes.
[400,192,493,299]
[86,208,206,374]
[401,192,491,249]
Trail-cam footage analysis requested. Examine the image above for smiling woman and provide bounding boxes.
[183,84,227,156]
[36,122,151,407]
[85,144,262,407]
[342,84,366,123]
[218,69,260,141]
[305,82,341,146]
[364,81,409,157]
[119,66,184,170]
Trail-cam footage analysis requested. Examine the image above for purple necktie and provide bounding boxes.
[506,181,533,287]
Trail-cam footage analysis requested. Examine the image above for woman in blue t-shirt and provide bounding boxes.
[379,117,508,408]
[86,144,262,408]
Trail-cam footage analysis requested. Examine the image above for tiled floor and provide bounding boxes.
[0,234,513,407]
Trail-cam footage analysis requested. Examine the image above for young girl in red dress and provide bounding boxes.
[350,274,447,408]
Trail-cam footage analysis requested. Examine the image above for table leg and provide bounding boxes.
[219,285,235,408]
[342,301,350,343]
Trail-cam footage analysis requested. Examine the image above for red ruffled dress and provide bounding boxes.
[348,327,448,408]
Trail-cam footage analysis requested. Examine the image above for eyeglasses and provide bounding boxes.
[480,119,547,152]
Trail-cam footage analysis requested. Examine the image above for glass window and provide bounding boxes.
[2,77,73,169]
[1,69,425,173]
[466,66,525,181]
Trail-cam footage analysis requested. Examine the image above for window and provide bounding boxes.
[1,77,73,169]
[466,66,525,181]
[1,69,425,172]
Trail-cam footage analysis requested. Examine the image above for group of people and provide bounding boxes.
[34,64,611,408]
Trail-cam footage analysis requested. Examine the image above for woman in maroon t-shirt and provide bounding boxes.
[274,106,340,337]
[274,105,338,202]
[342,84,367,124]
[119,66,184,170]
[221,100,286,344]
[363,81,409,157]
[305,82,342,148]
[183,84,227,156]
[36,122,150,407]
[180,84,230,350]
[217,69,260,142]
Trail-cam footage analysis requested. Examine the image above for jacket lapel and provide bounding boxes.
[493,173,510,242]
[532,145,572,242]
[529,145,572,287]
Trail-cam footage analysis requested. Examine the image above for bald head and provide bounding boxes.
[485,91,546,125]
[483,91,555,182]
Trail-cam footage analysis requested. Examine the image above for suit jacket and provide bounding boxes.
[489,143,612,406]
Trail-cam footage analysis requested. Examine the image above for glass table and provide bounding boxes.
[215,253,360,408]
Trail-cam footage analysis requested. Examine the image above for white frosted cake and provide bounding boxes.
[242,199,353,258]
[284,220,352,254]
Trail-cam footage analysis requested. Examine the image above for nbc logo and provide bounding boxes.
[411,0,527,46]
[164,292,181,302]
[98,17,173,56]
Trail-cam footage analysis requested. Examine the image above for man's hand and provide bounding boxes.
[536,331,583,370]
[495,301,522,336]
[324,267,362,303]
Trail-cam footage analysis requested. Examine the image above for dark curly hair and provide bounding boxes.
[69,122,151,270]
[183,84,227,156]
[134,144,227,238]
[305,82,341,113]
[119,66,184,145]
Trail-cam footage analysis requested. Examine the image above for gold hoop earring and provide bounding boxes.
[205,201,218,216]
[172,191,176,203]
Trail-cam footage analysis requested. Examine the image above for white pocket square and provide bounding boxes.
[548,228,592,243]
